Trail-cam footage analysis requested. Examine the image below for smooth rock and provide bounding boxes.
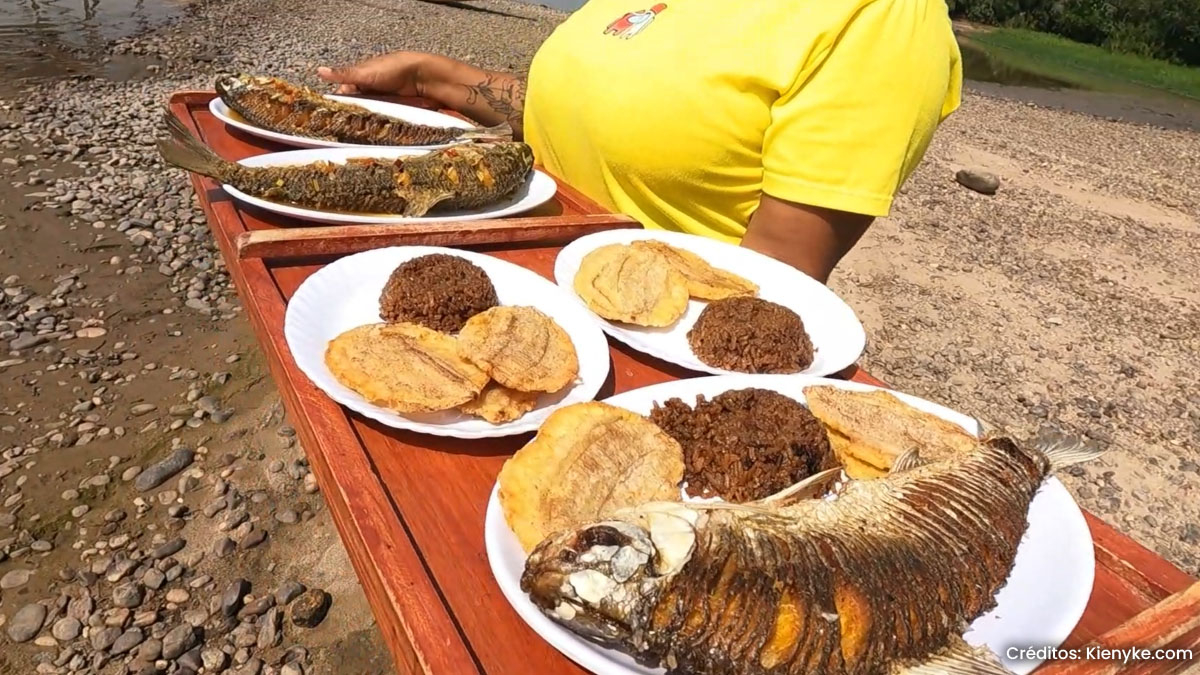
[202,647,230,672]
[134,448,194,492]
[161,623,198,660]
[256,607,281,649]
[290,589,331,628]
[165,588,190,604]
[274,581,306,606]
[90,625,121,651]
[7,603,47,642]
[110,627,145,655]
[237,595,274,620]
[1,568,33,589]
[152,538,185,559]
[954,168,1001,195]
[221,578,251,617]
[113,582,144,608]
[142,568,166,590]
[52,617,82,642]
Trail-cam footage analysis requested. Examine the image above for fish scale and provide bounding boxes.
[522,433,1100,675]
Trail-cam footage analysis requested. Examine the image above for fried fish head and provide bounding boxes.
[324,322,488,414]
[630,239,758,301]
[457,306,579,394]
[498,401,686,553]
[573,244,689,327]
[803,386,981,472]
[458,382,541,424]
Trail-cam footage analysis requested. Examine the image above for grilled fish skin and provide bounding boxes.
[156,110,534,217]
[215,74,511,146]
[520,433,1102,675]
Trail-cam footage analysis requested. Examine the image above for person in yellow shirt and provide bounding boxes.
[318,0,962,283]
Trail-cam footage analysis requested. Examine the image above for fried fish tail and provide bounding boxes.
[459,121,514,141]
[156,109,239,184]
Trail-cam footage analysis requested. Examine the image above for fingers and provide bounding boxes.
[318,66,363,95]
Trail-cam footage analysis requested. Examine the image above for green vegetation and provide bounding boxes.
[948,0,1200,67]
[961,28,1200,99]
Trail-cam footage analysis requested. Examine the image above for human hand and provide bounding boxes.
[316,51,430,96]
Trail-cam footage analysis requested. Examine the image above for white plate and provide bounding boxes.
[209,94,475,150]
[485,374,1095,675]
[284,246,611,439]
[221,147,558,225]
[554,230,866,378]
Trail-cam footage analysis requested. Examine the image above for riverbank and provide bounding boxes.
[0,0,1198,673]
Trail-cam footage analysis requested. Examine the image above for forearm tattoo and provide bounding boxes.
[462,74,526,131]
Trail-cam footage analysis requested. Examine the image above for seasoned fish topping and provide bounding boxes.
[215,73,512,146]
[156,110,534,217]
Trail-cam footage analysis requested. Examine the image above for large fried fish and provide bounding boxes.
[804,386,980,472]
[215,74,510,146]
[324,322,487,413]
[521,431,1103,675]
[458,306,579,393]
[459,382,541,424]
[498,402,685,553]
[630,240,758,301]
[573,244,689,327]
[157,110,534,217]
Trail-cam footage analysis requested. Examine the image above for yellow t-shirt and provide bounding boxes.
[524,0,963,243]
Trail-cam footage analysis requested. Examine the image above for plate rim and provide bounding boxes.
[552,229,867,378]
[283,245,612,439]
[484,373,1095,674]
[208,95,473,150]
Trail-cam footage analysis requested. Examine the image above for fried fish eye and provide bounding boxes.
[580,525,628,549]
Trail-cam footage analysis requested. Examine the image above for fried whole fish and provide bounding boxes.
[520,432,1102,675]
[215,74,511,146]
[156,111,534,217]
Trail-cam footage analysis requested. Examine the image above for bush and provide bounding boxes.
[950,0,1200,66]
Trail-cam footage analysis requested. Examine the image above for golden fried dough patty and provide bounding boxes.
[458,306,579,393]
[573,243,689,327]
[630,239,758,301]
[325,322,488,413]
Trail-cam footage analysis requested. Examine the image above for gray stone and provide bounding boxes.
[239,527,267,550]
[179,646,204,671]
[954,168,1001,195]
[256,607,281,649]
[281,664,304,675]
[238,595,275,620]
[7,603,47,642]
[142,568,166,590]
[161,623,198,660]
[137,637,162,661]
[90,625,121,651]
[274,509,298,525]
[234,658,265,675]
[274,581,306,606]
[221,579,251,617]
[51,617,82,642]
[110,627,144,655]
[130,403,157,416]
[152,538,186,559]
[134,448,194,492]
[202,647,230,672]
[290,589,331,628]
[165,588,190,604]
[1,568,33,589]
[213,536,236,557]
[113,582,144,608]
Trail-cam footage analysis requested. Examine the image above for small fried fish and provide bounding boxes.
[498,402,685,553]
[630,239,758,300]
[459,382,541,424]
[156,109,534,217]
[216,73,511,146]
[458,306,579,393]
[324,322,487,413]
[805,386,980,471]
[573,244,689,327]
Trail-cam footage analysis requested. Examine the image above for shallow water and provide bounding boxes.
[0,0,182,85]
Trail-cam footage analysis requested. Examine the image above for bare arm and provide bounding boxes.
[318,51,527,140]
[740,194,873,284]
[419,56,526,138]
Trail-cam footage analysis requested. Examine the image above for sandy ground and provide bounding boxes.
[0,0,1197,673]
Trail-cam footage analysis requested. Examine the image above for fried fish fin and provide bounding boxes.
[891,638,1013,675]
[399,190,455,217]
[629,239,759,300]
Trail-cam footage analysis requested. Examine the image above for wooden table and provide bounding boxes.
[168,92,1200,674]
